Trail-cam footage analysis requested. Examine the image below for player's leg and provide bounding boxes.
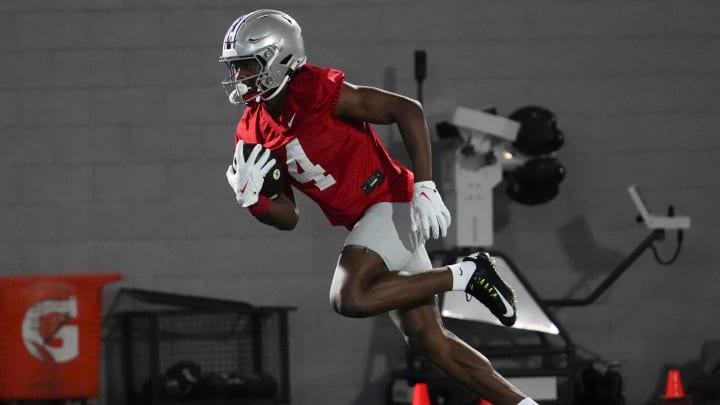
[389,301,528,405]
[391,246,533,405]
[330,245,451,317]
[330,240,533,404]
[331,201,455,317]
[330,202,516,325]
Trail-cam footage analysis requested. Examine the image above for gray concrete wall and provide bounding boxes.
[1,1,718,404]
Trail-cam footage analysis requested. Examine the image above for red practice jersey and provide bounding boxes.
[235,64,414,229]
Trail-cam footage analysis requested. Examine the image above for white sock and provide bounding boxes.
[447,261,476,290]
[517,398,539,405]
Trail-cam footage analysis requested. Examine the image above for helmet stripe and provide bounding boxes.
[224,15,248,49]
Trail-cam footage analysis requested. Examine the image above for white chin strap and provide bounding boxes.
[228,71,296,105]
[228,82,249,105]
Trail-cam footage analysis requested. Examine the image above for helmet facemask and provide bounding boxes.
[221,47,280,105]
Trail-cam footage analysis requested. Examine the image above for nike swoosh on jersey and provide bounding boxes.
[288,113,296,128]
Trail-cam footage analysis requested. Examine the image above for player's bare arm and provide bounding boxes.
[335,82,433,182]
[254,186,299,231]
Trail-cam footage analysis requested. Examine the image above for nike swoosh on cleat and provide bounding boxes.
[497,290,515,318]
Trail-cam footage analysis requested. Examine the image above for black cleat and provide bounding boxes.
[463,251,517,327]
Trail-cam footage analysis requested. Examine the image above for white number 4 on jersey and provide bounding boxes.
[285,138,336,190]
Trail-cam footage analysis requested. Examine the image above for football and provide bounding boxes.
[237,143,284,199]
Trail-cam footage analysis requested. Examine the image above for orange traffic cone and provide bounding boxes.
[412,382,431,405]
[658,368,692,405]
[663,369,685,399]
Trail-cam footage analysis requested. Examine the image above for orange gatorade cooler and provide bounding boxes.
[0,273,121,399]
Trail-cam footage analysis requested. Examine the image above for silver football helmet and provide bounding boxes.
[220,9,307,105]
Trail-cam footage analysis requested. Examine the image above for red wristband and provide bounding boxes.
[246,194,270,216]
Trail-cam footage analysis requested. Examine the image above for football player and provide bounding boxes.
[222,9,537,405]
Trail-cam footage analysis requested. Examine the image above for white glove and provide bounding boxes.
[411,180,452,240]
[225,141,276,207]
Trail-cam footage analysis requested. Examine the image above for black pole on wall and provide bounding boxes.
[414,50,427,104]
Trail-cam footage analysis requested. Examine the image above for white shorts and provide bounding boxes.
[343,202,432,272]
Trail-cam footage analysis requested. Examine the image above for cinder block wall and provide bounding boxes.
[1,1,718,404]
